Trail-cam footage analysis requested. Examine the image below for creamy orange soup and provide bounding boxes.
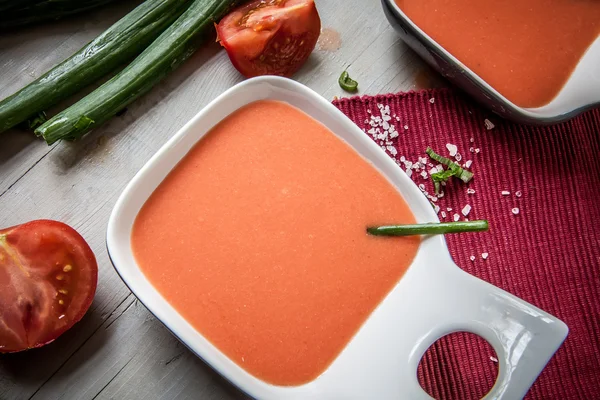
[131,100,419,386]
[396,0,600,108]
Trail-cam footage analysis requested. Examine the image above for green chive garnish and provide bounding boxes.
[339,70,358,93]
[426,147,474,194]
[367,220,488,236]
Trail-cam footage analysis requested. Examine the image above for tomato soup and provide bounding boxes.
[395,0,600,108]
[131,100,419,386]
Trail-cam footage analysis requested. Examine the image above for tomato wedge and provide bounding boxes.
[216,0,321,78]
[0,220,97,353]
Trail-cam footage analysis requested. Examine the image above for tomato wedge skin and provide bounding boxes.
[0,220,97,353]
[216,0,321,78]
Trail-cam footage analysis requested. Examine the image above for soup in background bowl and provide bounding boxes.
[382,0,600,124]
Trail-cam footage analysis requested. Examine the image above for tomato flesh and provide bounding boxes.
[216,0,321,78]
[0,220,97,353]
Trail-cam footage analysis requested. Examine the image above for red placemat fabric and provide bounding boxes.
[333,89,600,400]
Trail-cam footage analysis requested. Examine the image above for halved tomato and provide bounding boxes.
[0,220,97,353]
[216,0,321,78]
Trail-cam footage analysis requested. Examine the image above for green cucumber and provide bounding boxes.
[0,0,119,28]
[0,0,193,132]
[36,0,242,145]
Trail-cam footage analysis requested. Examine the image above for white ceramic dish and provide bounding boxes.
[107,76,568,399]
[382,0,600,124]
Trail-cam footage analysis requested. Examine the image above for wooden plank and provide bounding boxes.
[0,0,434,398]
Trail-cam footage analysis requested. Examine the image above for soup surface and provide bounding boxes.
[395,0,600,108]
[131,100,420,385]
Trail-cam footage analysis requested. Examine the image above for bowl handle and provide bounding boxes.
[410,264,568,399]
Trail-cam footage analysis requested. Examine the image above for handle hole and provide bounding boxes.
[417,332,498,399]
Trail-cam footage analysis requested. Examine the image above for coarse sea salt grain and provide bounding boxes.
[512,207,520,215]
[501,190,511,196]
[453,213,460,222]
[490,356,498,363]
[484,119,495,130]
[467,188,476,194]
[482,252,489,260]
[455,153,462,162]
[470,255,476,262]
[365,104,402,158]
[446,143,458,156]
[465,160,473,168]
[441,211,447,218]
[429,98,435,104]
[515,191,522,198]
[447,207,453,212]
[462,204,471,216]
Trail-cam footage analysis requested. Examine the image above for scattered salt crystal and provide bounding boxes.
[465,160,473,168]
[453,213,460,222]
[455,153,462,162]
[512,207,520,215]
[404,125,409,130]
[418,184,426,192]
[469,147,475,153]
[482,252,489,260]
[434,205,440,213]
[446,143,458,156]
[441,211,447,218]
[475,148,481,154]
[490,356,498,363]
[420,171,428,179]
[437,191,444,198]
[429,167,438,175]
[502,190,511,196]
[484,119,495,130]
[429,98,435,104]
[429,196,438,202]
[462,204,472,216]
[405,169,413,178]
[515,191,522,198]
[447,207,453,212]
[470,255,476,262]
[470,137,475,143]
[467,188,476,194]
[386,146,398,156]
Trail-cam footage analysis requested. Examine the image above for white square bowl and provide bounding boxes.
[107,76,568,399]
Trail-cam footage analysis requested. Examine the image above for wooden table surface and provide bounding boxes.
[0,1,443,399]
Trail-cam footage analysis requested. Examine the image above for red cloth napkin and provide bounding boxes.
[333,89,600,400]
